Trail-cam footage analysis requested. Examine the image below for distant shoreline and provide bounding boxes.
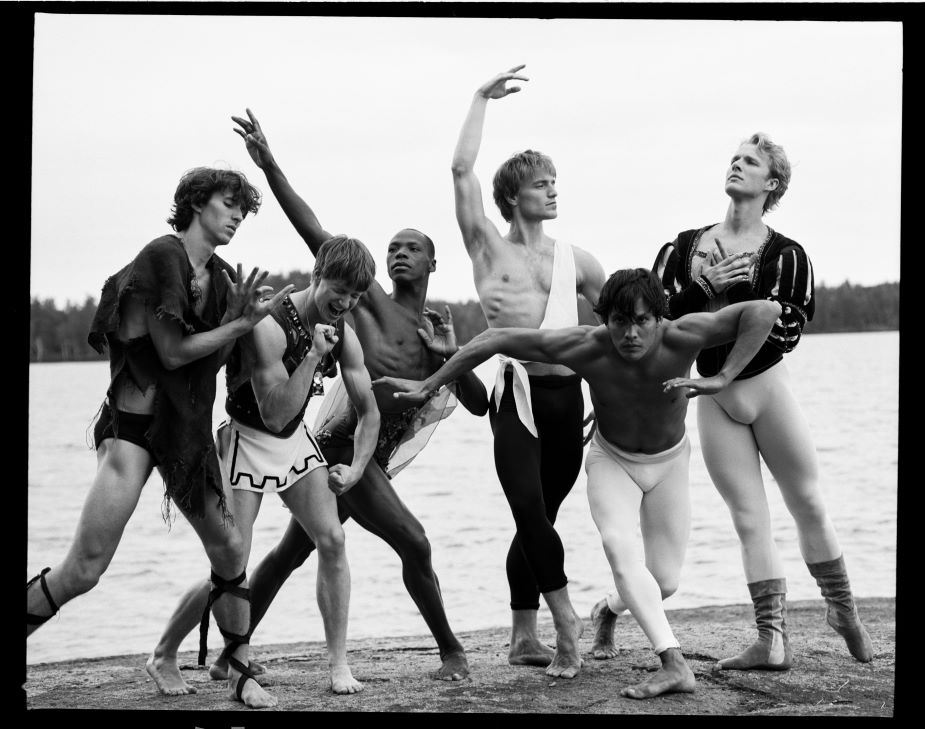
[24,597,896,716]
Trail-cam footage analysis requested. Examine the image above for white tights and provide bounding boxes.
[587,434,691,654]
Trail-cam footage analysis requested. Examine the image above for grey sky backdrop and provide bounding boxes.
[31,14,902,308]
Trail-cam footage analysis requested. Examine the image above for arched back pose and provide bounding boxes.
[373,268,781,698]
[641,133,873,670]
[26,167,292,709]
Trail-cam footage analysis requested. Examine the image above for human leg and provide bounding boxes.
[585,456,683,658]
[490,374,582,669]
[281,468,361,694]
[585,443,695,696]
[699,393,791,671]
[27,438,153,635]
[339,453,468,681]
[491,396,573,667]
[146,489,261,695]
[183,485,276,708]
[751,371,872,662]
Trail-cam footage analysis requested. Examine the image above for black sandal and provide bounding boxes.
[27,567,60,626]
[198,569,258,697]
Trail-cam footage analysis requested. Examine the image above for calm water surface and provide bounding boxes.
[27,331,898,664]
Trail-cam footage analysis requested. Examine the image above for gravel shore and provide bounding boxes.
[22,596,896,721]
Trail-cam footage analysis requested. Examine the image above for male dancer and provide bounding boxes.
[27,167,291,709]
[451,65,605,677]
[152,236,380,696]
[148,109,488,685]
[373,268,781,698]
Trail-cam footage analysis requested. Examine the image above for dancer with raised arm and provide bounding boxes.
[450,65,606,678]
[148,108,488,686]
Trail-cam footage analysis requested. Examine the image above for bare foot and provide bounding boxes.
[145,654,197,696]
[590,598,619,660]
[621,647,696,699]
[330,664,363,695]
[508,636,555,667]
[209,657,266,681]
[546,610,584,679]
[714,631,792,671]
[434,649,469,680]
[229,664,278,708]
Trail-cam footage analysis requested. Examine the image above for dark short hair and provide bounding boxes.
[492,150,556,222]
[167,167,261,232]
[593,268,668,321]
[313,235,376,292]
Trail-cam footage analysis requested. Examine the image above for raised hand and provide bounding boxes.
[309,323,339,359]
[231,108,274,169]
[370,375,431,405]
[222,265,294,326]
[417,305,458,357]
[477,65,529,100]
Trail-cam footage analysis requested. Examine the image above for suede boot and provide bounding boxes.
[715,578,792,671]
[807,555,873,662]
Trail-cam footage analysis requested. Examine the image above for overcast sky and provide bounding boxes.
[31,13,902,308]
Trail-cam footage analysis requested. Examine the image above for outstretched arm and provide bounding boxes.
[147,267,294,371]
[374,325,591,405]
[451,65,529,254]
[232,108,333,255]
[330,324,380,495]
[662,299,782,398]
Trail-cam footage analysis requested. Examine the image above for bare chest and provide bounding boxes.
[352,304,442,381]
[190,269,212,318]
[475,247,557,327]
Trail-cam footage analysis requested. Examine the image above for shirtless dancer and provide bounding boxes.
[373,268,782,698]
[452,66,605,678]
[27,167,291,709]
[148,109,488,684]
[152,236,380,696]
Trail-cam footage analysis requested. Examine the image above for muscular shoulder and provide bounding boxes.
[252,314,286,361]
[571,244,604,279]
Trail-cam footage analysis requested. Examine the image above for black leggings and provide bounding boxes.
[489,370,584,610]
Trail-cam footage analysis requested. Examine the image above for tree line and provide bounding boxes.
[29,276,899,363]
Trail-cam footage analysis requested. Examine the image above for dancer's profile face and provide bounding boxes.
[195,188,245,246]
[511,170,558,221]
[725,143,775,200]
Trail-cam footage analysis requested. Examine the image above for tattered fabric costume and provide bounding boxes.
[88,234,235,521]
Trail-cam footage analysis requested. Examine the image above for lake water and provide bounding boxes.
[27,331,898,665]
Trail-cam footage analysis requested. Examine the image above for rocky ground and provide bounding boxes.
[21,597,896,723]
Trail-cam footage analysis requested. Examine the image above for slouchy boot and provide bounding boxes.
[715,578,792,671]
[807,555,873,662]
